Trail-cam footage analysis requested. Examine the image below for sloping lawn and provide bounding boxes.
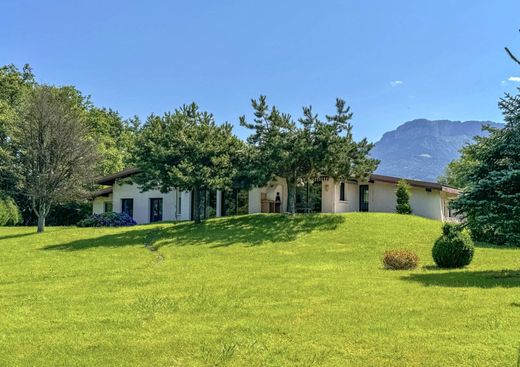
[0,213,518,366]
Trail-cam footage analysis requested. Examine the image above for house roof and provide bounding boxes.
[93,167,461,195]
[94,167,141,185]
[369,174,460,194]
[92,187,113,198]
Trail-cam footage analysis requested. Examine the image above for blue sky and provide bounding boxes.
[1,0,519,141]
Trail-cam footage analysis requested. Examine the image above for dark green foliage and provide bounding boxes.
[0,64,137,227]
[437,150,478,189]
[0,196,21,226]
[432,223,475,268]
[132,103,247,223]
[451,91,520,246]
[0,64,34,198]
[77,212,136,227]
[240,96,379,213]
[383,250,419,270]
[395,179,412,214]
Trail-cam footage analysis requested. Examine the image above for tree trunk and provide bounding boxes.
[37,215,45,233]
[286,177,297,214]
[193,187,202,224]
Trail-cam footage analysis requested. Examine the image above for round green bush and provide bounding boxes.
[432,223,475,268]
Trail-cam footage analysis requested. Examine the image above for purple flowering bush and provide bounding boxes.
[77,212,137,227]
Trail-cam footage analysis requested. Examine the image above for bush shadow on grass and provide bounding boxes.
[474,241,520,250]
[42,214,344,251]
[403,269,520,288]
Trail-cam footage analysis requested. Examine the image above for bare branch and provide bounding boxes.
[505,47,520,65]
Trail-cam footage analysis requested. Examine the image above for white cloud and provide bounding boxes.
[508,76,520,82]
[418,153,432,158]
[390,80,404,87]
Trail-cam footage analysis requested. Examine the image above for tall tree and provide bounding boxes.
[451,92,520,245]
[86,107,139,176]
[0,64,34,197]
[13,85,98,232]
[240,96,379,213]
[133,103,246,223]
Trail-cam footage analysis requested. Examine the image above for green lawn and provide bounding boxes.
[0,213,518,366]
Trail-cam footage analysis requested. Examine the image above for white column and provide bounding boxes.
[216,190,222,217]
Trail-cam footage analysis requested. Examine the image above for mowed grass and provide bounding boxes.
[0,213,519,367]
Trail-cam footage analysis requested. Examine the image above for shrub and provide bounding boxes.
[0,197,21,226]
[395,179,412,214]
[77,212,137,227]
[383,250,419,270]
[432,223,475,268]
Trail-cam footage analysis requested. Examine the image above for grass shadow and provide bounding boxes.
[474,241,520,250]
[0,232,36,241]
[41,214,345,251]
[403,269,520,288]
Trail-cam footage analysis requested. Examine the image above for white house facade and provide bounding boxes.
[92,168,460,224]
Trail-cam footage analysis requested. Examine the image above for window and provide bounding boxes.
[104,202,113,213]
[149,198,163,223]
[177,196,182,215]
[121,199,134,218]
[339,182,346,201]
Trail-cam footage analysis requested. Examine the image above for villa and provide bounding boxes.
[92,168,459,224]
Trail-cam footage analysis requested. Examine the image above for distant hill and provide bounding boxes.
[371,119,503,182]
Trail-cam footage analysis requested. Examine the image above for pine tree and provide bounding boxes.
[132,103,247,224]
[395,179,412,214]
[451,91,520,245]
[240,96,379,214]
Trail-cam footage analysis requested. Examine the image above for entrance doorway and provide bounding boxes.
[359,185,369,212]
[149,198,163,222]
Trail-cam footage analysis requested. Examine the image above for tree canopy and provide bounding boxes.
[451,91,520,245]
[240,96,379,213]
[132,103,247,223]
[0,64,138,225]
[13,85,98,232]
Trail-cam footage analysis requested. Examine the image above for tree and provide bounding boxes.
[0,64,34,198]
[437,144,479,189]
[13,86,98,232]
[132,103,246,223]
[451,91,520,245]
[395,179,412,214]
[0,64,139,225]
[85,107,139,176]
[240,96,379,213]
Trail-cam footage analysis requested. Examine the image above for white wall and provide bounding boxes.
[409,187,442,220]
[367,181,442,220]
[321,179,334,213]
[250,175,446,220]
[92,195,112,214]
[320,178,443,220]
[248,187,261,214]
[322,179,358,213]
[248,177,288,214]
[370,181,396,213]
[111,182,191,224]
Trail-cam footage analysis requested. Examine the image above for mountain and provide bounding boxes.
[371,119,503,182]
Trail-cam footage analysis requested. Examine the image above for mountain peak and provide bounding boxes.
[371,119,503,182]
